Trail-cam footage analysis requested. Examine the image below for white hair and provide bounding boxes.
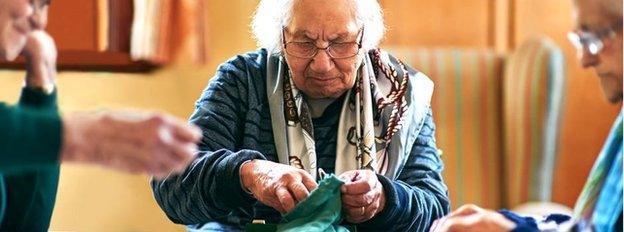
[251,0,385,54]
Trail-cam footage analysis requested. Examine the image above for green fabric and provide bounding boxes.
[0,87,62,231]
[276,174,349,232]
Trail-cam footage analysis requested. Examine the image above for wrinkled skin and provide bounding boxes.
[339,170,386,223]
[241,160,318,213]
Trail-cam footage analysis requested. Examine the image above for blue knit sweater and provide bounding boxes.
[151,49,450,231]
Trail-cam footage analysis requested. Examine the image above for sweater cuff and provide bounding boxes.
[498,209,539,232]
[18,87,58,111]
[357,174,402,229]
[213,149,266,209]
[0,106,62,173]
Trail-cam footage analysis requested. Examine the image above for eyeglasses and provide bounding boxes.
[568,21,622,55]
[282,27,364,59]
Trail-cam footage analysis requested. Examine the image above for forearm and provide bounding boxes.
[151,149,266,224]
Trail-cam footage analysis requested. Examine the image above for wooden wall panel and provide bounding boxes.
[47,0,98,51]
[513,0,621,207]
[381,0,491,48]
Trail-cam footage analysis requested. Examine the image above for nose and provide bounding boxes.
[578,48,599,69]
[309,48,334,73]
[29,6,48,30]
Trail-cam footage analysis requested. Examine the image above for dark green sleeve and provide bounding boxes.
[0,88,61,174]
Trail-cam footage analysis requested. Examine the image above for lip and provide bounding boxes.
[308,76,339,82]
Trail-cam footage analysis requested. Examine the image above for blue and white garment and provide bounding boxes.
[500,111,623,232]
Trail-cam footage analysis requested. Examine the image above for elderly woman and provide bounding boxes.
[152,0,450,231]
[429,0,622,231]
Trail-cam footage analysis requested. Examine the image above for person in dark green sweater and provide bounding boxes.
[0,0,202,230]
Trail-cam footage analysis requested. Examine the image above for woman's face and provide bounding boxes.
[573,0,623,103]
[283,0,364,99]
[0,0,49,61]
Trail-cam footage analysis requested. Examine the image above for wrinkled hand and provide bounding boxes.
[429,204,515,232]
[61,110,202,178]
[339,170,386,223]
[240,160,318,213]
[21,30,57,93]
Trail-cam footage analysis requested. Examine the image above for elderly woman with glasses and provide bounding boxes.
[152,0,450,231]
[429,0,622,231]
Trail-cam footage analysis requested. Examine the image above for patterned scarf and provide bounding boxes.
[573,111,623,230]
[269,49,412,179]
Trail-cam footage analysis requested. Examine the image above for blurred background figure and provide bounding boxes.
[429,0,622,231]
[0,0,200,230]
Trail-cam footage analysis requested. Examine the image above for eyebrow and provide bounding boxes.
[290,29,353,42]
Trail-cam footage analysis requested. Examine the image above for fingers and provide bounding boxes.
[430,206,477,232]
[277,172,314,212]
[61,111,200,176]
[136,113,199,175]
[289,182,311,203]
[343,198,381,223]
[173,122,203,143]
[344,205,366,221]
[430,218,443,232]
[300,170,318,192]
[275,187,296,213]
[342,185,380,207]
[341,171,378,195]
[448,204,483,218]
[244,161,318,214]
[164,140,198,171]
[339,170,385,223]
[432,214,477,232]
[339,170,359,182]
[430,206,515,232]
[21,30,57,60]
[22,31,57,92]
